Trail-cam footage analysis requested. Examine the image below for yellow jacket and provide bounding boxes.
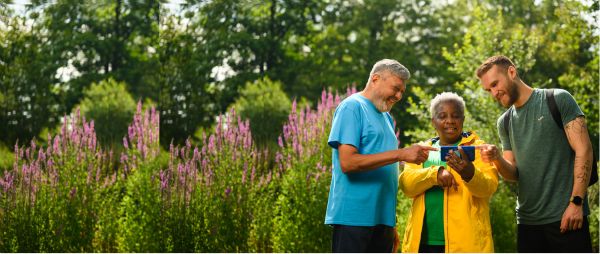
[399,131,498,253]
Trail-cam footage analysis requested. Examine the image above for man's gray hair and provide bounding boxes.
[429,92,466,118]
[368,59,411,85]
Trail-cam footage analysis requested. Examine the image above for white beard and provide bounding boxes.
[373,90,393,112]
[374,98,392,112]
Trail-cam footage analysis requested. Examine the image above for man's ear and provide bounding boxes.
[371,73,381,84]
[507,66,517,79]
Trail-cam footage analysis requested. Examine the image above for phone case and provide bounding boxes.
[440,146,476,161]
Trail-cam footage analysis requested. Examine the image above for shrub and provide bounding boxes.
[231,77,291,147]
[489,181,517,252]
[271,88,354,252]
[0,110,117,252]
[77,78,136,147]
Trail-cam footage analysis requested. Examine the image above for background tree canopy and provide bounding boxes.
[2,0,596,150]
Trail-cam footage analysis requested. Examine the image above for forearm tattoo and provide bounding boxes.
[565,116,588,143]
[566,117,592,184]
[575,158,591,184]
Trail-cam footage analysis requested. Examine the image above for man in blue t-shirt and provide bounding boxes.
[477,55,593,252]
[325,59,437,252]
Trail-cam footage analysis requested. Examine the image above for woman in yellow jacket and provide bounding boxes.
[399,92,498,253]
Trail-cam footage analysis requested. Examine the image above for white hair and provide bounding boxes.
[429,92,466,118]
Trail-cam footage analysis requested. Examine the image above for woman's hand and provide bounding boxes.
[445,146,475,182]
[437,166,458,191]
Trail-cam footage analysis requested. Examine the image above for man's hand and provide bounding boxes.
[399,144,438,164]
[479,144,501,163]
[560,203,584,233]
[437,166,458,191]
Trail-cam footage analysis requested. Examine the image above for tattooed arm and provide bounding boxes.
[560,116,593,233]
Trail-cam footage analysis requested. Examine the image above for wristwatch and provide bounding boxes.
[570,196,583,206]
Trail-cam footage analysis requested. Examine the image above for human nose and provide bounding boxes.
[395,91,403,101]
[492,88,500,99]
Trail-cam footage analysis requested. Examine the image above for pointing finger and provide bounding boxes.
[422,145,439,151]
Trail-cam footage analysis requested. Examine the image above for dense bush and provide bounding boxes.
[271,90,349,252]
[230,77,292,147]
[0,110,117,252]
[77,78,136,147]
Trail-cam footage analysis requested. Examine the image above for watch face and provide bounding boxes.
[571,196,583,205]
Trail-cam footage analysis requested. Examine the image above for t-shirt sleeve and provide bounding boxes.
[553,89,585,127]
[497,111,512,151]
[328,102,361,150]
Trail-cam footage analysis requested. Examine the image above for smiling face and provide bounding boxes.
[479,65,520,108]
[371,72,406,112]
[432,101,465,145]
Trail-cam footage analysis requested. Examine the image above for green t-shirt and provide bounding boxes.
[498,89,589,225]
[421,140,458,246]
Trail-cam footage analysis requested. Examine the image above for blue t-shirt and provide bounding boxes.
[324,93,399,227]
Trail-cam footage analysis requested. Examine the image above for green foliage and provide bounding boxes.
[589,184,599,253]
[0,114,117,252]
[0,14,60,146]
[231,78,292,146]
[272,165,331,252]
[77,78,136,147]
[117,160,164,252]
[489,182,518,252]
[247,184,279,252]
[438,5,539,145]
[0,143,13,171]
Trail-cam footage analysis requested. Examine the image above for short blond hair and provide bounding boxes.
[476,55,519,78]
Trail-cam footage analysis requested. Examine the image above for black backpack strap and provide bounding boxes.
[545,89,563,129]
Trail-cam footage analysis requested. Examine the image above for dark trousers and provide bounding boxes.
[517,217,592,253]
[332,224,395,253]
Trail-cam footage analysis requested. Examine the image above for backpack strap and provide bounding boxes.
[545,89,563,129]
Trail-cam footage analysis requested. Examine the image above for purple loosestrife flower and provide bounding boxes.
[120,153,129,173]
[123,137,129,149]
[88,132,96,151]
[87,164,94,184]
[224,187,231,198]
[242,162,248,184]
[128,126,134,142]
[38,149,45,163]
[2,172,14,192]
[69,187,77,199]
[96,159,102,183]
[283,125,291,143]
[207,136,215,154]
[53,136,61,155]
[159,170,169,191]
[179,147,185,160]
[193,147,199,162]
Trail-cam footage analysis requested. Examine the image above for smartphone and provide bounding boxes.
[440,146,476,161]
